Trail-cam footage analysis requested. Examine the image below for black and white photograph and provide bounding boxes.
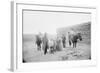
[22,9,91,63]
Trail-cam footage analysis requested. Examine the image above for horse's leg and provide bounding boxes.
[63,42,64,48]
[44,44,48,55]
[73,43,74,48]
[39,45,41,50]
[75,42,77,48]
[53,45,55,53]
[44,46,47,55]
[62,42,64,48]
[37,45,39,50]
[69,40,71,46]
[38,43,41,51]
[38,45,40,51]
[64,42,66,48]
[40,43,41,49]
[73,42,75,48]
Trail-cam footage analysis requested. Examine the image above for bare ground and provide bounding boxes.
[23,40,91,63]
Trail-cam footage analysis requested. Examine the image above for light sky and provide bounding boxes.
[23,10,91,34]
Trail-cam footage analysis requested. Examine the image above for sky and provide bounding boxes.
[23,10,91,35]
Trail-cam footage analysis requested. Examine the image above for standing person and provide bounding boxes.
[56,36,63,51]
[36,34,42,51]
[62,35,66,48]
[42,33,48,55]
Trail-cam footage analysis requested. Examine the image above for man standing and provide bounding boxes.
[62,35,66,48]
[42,33,48,55]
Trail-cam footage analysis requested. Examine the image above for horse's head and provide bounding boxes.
[77,33,82,41]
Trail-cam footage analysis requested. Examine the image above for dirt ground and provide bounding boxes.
[23,38,91,63]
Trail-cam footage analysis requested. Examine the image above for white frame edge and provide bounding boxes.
[11,1,97,72]
[11,1,17,71]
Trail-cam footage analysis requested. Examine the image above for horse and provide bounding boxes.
[35,35,42,51]
[68,31,82,48]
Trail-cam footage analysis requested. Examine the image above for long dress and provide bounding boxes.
[56,38,63,51]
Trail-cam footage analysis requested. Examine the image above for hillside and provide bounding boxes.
[57,22,91,44]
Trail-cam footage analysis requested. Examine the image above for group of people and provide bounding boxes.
[35,31,83,55]
[35,33,66,55]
